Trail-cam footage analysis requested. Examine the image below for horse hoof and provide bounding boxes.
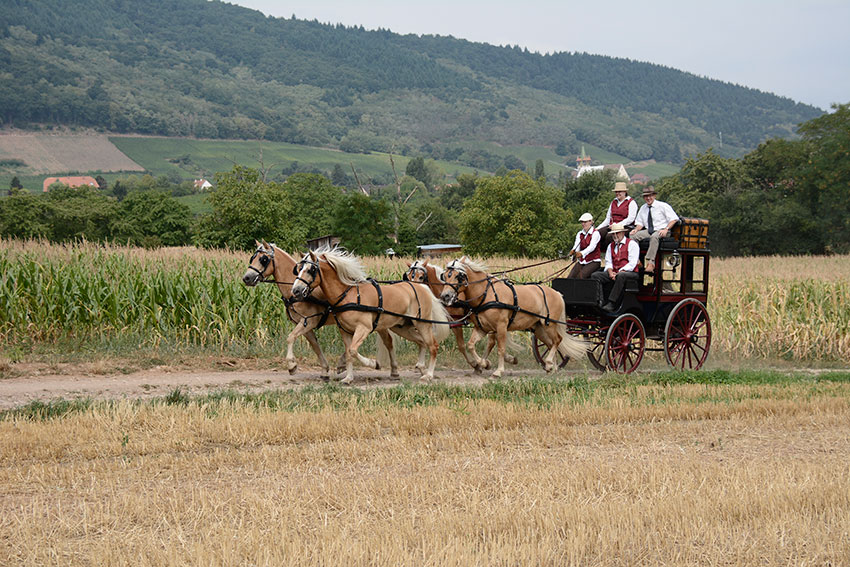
[320,374,330,381]
[472,364,482,375]
[391,370,400,378]
[288,366,297,375]
[482,360,491,370]
[489,372,503,380]
[543,363,554,373]
[507,355,518,365]
[341,376,354,385]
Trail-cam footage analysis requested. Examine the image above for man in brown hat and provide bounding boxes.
[630,186,679,273]
[567,212,601,279]
[591,222,640,312]
[596,181,637,247]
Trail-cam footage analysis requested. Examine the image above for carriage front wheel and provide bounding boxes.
[605,313,645,374]
[664,299,711,370]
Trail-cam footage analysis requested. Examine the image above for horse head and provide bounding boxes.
[291,250,321,300]
[439,258,469,306]
[243,240,275,287]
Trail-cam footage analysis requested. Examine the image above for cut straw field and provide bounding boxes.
[1,240,848,366]
[1,377,848,565]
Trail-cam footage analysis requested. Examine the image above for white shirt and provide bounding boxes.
[603,238,639,273]
[597,196,637,229]
[635,200,679,234]
[571,228,601,264]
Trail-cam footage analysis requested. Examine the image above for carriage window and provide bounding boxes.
[661,252,681,293]
[684,255,706,293]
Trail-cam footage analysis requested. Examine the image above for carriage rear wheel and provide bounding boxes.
[605,313,646,374]
[531,327,607,371]
[664,299,711,370]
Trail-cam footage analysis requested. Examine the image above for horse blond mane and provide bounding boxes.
[320,247,367,285]
[458,256,489,274]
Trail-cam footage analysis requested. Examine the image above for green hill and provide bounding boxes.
[1,0,823,166]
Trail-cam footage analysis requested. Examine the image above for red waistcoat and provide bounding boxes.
[579,229,600,263]
[611,238,636,272]
[610,197,633,223]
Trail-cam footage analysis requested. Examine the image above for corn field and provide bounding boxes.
[1,240,848,361]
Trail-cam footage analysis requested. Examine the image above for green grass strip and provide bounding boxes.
[3,370,849,421]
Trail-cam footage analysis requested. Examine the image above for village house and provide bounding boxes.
[42,176,98,192]
[193,179,213,191]
[571,147,629,181]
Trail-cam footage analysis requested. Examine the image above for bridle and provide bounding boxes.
[293,257,321,294]
[403,263,428,282]
[247,245,275,281]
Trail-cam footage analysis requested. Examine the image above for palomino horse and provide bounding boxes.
[292,248,450,384]
[242,240,344,379]
[439,256,586,378]
[404,259,519,373]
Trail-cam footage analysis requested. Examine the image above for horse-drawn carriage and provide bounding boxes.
[243,218,711,382]
[531,218,712,373]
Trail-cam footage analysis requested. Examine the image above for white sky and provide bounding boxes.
[229,0,850,111]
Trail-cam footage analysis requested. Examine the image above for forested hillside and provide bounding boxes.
[1,0,822,163]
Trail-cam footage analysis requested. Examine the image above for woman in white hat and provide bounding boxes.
[567,212,601,279]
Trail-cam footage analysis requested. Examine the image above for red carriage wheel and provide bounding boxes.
[585,328,607,371]
[605,314,646,374]
[664,299,711,370]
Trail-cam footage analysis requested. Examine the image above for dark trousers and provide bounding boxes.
[591,270,639,306]
[567,261,600,279]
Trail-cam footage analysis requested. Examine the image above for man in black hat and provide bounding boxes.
[630,186,679,273]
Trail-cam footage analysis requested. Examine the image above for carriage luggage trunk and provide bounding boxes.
[673,218,709,249]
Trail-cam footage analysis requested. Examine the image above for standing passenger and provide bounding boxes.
[596,181,637,247]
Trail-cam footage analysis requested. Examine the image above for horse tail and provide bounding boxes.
[552,298,587,360]
[377,332,393,370]
[422,287,451,343]
[556,323,587,360]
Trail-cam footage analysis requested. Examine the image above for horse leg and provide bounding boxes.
[533,324,558,373]
[412,322,439,381]
[302,329,330,379]
[466,327,488,373]
[490,325,508,379]
[337,330,354,382]
[343,326,375,384]
[389,325,426,376]
[377,329,399,377]
[452,326,478,370]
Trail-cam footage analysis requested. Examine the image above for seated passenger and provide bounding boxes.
[630,186,680,273]
[591,223,640,313]
[596,181,637,247]
[567,212,601,279]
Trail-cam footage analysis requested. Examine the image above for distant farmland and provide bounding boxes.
[0,132,144,175]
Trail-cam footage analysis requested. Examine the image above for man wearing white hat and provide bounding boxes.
[591,222,640,312]
[567,212,601,279]
[596,181,637,246]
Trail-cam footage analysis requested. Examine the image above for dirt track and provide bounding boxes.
[0,364,551,410]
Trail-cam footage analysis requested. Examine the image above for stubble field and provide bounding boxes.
[1,378,848,565]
